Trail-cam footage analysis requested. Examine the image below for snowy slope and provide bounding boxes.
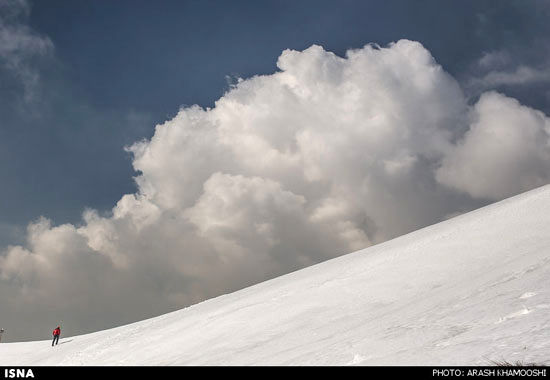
[1,185,550,366]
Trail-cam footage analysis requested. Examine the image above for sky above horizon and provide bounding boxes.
[0,0,549,342]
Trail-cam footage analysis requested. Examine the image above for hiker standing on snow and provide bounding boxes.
[52,326,61,346]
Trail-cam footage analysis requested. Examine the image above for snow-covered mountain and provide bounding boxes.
[1,185,549,366]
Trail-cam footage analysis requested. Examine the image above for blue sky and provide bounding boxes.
[1,0,549,341]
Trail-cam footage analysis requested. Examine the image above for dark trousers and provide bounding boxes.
[52,334,59,346]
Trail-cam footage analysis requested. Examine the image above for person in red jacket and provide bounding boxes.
[52,326,61,346]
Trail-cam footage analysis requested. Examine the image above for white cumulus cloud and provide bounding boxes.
[1,39,549,340]
[436,91,550,200]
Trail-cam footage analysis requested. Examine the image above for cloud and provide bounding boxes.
[469,65,550,89]
[1,39,549,341]
[477,50,512,69]
[0,0,53,102]
[436,91,550,200]
[466,47,550,92]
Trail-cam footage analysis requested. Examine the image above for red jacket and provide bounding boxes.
[53,328,61,336]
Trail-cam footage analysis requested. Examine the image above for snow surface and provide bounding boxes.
[1,185,550,366]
